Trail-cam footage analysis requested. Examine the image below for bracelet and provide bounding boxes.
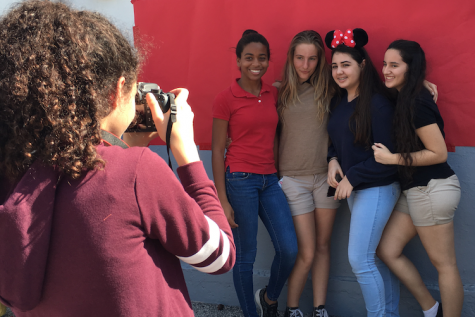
[329,157,338,162]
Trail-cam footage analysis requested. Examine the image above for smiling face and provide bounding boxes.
[383,48,408,91]
[331,52,363,97]
[237,42,269,82]
[293,43,319,83]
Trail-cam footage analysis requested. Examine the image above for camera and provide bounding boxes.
[126,82,175,132]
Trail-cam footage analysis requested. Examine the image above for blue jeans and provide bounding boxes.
[226,169,298,317]
[347,182,400,317]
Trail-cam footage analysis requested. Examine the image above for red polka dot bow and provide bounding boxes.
[331,29,355,48]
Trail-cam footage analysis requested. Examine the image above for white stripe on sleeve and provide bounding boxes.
[192,230,230,273]
[177,215,220,265]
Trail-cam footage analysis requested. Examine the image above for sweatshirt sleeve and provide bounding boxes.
[327,97,339,162]
[345,95,398,187]
[327,139,338,162]
[135,149,235,275]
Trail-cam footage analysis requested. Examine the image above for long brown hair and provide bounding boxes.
[0,0,141,181]
[278,30,334,124]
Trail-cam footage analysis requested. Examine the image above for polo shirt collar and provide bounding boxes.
[231,78,271,98]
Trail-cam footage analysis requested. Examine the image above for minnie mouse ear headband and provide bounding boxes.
[324,28,368,50]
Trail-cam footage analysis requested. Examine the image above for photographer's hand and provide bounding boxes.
[148,88,200,166]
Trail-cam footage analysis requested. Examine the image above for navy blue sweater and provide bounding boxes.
[327,91,398,191]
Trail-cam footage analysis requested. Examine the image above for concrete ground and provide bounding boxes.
[192,302,317,317]
[3,302,317,316]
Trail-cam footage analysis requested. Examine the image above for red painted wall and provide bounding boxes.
[132,0,475,151]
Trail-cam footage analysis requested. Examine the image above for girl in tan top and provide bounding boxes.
[277,30,339,317]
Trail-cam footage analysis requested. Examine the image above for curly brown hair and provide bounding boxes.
[0,0,140,181]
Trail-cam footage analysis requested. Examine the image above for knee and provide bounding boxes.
[279,242,298,267]
[235,247,257,266]
[295,248,316,270]
[348,251,373,275]
[315,240,331,256]
[376,246,393,263]
[430,256,458,273]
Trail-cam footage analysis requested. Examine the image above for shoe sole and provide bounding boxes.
[254,289,263,317]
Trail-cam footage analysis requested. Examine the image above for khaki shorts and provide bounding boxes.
[394,175,461,226]
[281,174,340,216]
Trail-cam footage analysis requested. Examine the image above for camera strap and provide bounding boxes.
[165,95,177,169]
[100,130,129,149]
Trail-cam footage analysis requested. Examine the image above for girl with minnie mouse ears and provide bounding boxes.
[324,28,402,317]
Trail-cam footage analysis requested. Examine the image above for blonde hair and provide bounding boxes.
[277,30,334,124]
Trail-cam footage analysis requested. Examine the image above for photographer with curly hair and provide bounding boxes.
[0,1,235,316]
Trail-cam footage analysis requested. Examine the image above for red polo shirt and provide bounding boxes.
[213,79,278,174]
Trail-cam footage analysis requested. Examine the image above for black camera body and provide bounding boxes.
[126,82,175,132]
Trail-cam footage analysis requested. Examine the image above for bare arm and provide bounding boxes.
[211,118,238,228]
[373,123,447,166]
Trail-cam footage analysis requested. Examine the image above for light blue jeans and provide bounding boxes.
[225,168,298,317]
[347,182,401,317]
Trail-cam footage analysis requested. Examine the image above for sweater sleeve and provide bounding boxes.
[327,105,338,162]
[327,139,338,162]
[345,95,398,187]
[135,149,235,275]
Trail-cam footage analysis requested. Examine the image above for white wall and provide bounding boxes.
[0,0,134,37]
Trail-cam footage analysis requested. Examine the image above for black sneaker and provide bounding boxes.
[284,307,303,317]
[436,302,443,317]
[255,287,278,317]
[313,305,329,317]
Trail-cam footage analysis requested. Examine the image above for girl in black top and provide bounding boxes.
[374,40,462,317]
[325,29,400,317]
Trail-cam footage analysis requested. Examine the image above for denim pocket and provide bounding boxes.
[226,171,250,181]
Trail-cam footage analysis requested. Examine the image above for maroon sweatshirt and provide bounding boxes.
[0,144,235,316]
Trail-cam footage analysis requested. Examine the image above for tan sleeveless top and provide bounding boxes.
[278,82,329,176]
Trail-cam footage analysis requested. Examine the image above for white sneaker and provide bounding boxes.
[313,306,329,317]
[284,307,304,317]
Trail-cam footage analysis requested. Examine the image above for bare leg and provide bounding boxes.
[377,211,437,310]
[311,208,337,307]
[286,212,317,307]
[417,222,463,317]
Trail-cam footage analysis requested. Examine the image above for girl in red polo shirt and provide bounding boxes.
[212,30,298,317]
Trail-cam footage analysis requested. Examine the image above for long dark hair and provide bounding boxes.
[0,0,141,181]
[331,45,388,147]
[388,40,426,181]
